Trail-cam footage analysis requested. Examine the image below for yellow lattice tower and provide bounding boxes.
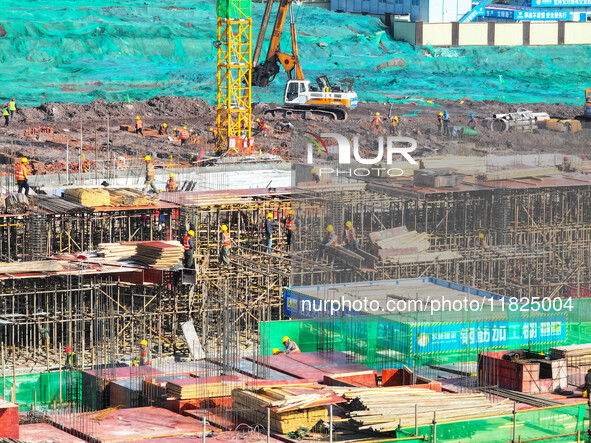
[216,0,252,155]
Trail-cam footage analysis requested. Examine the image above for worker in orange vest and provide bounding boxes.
[133,340,151,366]
[158,123,168,135]
[183,230,195,268]
[283,210,298,251]
[344,221,359,251]
[311,168,320,183]
[372,112,382,134]
[142,155,158,193]
[390,116,400,136]
[282,336,301,354]
[180,126,190,145]
[220,225,231,266]
[325,225,337,246]
[166,173,176,192]
[437,112,443,135]
[15,157,29,196]
[135,116,144,136]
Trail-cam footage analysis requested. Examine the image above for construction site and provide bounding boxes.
[2,0,591,442]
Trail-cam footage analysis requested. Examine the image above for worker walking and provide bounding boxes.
[372,112,382,134]
[468,114,478,130]
[437,112,443,135]
[166,173,176,192]
[134,340,152,366]
[64,346,78,369]
[158,123,168,135]
[325,225,337,246]
[283,210,298,251]
[183,230,195,268]
[9,98,16,121]
[344,221,359,251]
[220,224,231,266]
[311,168,320,183]
[143,156,158,193]
[135,116,144,136]
[180,126,189,145]
[15,158,29,196]
[264,213,278,254]
[281,336,301,354]
[442,110,451,136]
[390,116,399,135]
[2,103,9,127]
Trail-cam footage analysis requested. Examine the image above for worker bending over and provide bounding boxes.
[220,224,231,266]
[281,336,301,354]
[183,230,195,268]
[159,123,168,135]
[325,225,338,246]
[272,348,284,355]
[64,346,78,369]
[143,156,158,193]
[135,116,144,136]
[15,157,30,196]
[134,340,151,366]
[344,221,359,251]
[166,173,176,192]
[468,114,478,130]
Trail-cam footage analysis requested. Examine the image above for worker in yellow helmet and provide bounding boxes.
[166,173,176,192]
[180,126,189,145]
[437,112,444,135]
[264,213,278,254]
[158,122,168,135]
[281,336,301,354]
[272,348,284,355]
[583,368,591,398]
[220,225,231,266]
[390,115,400,136]
[142,155,158,194]
[325,225,337,246]
[282,210,298,251]
[372,112,382,134]
[344,221,359,251]
[478,233,486,248]
[311,168,320,184]
[134,339,151,366]
[183,230,195,269]
[15,157,29,196]
[135,116,144,136]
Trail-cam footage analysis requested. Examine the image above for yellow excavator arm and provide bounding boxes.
[252,0,304,88]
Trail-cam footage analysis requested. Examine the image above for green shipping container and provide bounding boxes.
[217,0,252,19]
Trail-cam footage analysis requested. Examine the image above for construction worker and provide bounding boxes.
[281,336,301,354]
[158,123,168,135]
[142,155,158,194]
[166,173,176,192]
[2,103,9,127]
[9,98,16,121]
[64,346,78,369]
[272,348,284,355]
[311,168,320,183]
[183,230,195,268]
[135,116,144,136]
[344,221,359,251]
[442,110,451,136]
[583,368,591,398]
[264,213,278,254]
[208,127,218,144]
[325,225,337,246]
[82,154,89,173]
[15,158,29,196]
[135,340,152,366]
[220,224,231,266]
[256,119,268,136]
[390,116,399,135]
[372,112,382,134]
[478,233,486,248]
[180,126,189,145]
[468,114,478,130]
[437,112,443,135]
[283,210,298,251]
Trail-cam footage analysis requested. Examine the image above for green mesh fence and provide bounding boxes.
[1,371,80,411]
[2,1,591,106]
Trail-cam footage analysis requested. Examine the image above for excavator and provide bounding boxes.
[251,0,357,120]
[576,88,591,128]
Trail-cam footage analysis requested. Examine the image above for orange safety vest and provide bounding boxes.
[437,116,443,125]
[183,236,192,251]
[136,119,143,129]
[345,227,356,243]
[286,217,296,232]
[222,231,231,247]
[160,124,167,133]
[181,129,189,140]
[146,162,155,179]
[286,341,301,354]
[167,178,176,191]
[139,347,151,365]
[326,231,337,246]
[372,116,381,124]
[15,164,26,181]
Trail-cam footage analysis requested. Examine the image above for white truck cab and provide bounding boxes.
[284,76,358,109]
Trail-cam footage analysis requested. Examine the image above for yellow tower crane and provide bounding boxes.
[216,0,253,155]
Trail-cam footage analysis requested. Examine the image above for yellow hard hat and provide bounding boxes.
[163,123,167,127]
[174,127,177,131]
[169,173,174,177]
[136,116,140,120]
[267,213,273,218]
[209,128,213,131]
[311,168,317,173]
[479,233,484,238]
[183,126,187,130]
[327,225,334,232]
[346,221,352,227]
[144,155,151,161]
[282,336,290,344]
[272,348,280,355]
[376,112,380,116]
[221,225,228,231]
[394,116,398,120]
[140,340,147,346]
[188,230,195,236]
[439,112,443,116]
[21,157,28,163]
[256,118,260,122]
[289,210,295,215]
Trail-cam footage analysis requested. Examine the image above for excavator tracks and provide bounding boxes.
[264,107,348,121]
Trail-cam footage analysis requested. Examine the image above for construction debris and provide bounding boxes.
[5,194,29,214]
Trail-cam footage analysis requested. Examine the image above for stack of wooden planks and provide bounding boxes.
[331,387,513,432]
[550,344,591,365]
[167,376,245,400]
[369,227,430,261]
[135,241,183,268]
[484,165,558,181]
[232,384,342,433]
[107,188,157,207]
[64,188,110,207]
[97,242,138,261]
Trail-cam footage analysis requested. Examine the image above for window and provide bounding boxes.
[395,0,402,5]
[411,0,419,5]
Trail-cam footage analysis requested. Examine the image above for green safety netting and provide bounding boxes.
[1,371,80,411]
[2,1,591,106]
